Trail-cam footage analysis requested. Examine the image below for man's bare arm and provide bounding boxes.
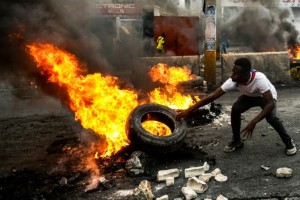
[176,87,226,120]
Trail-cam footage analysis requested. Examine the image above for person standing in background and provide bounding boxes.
[220,33,229,54]
[156,32,165,56]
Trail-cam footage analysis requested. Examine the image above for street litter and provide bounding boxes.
[260,165,271,170]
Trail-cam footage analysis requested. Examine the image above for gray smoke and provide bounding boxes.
[0,0,161,96]
[221,0,299,52]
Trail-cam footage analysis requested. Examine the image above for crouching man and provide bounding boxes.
[176,57,297,155]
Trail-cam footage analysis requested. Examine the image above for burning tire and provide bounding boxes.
[126,103,187,154]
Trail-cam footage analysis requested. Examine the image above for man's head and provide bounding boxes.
[231,58,252,83]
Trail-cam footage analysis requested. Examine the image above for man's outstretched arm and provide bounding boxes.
[176,87,226,120]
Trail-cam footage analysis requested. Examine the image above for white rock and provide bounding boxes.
[114,190,134,197]
[181,187,197,200]
[199,173,213,183]
[216,194,228,200]
[133,180,154,200]
[186,177,208,193]
[202,162,210,171]
[156,194,169,200]
[276,167,293,178]
[211,168,221,177]
[166,177,174,186]
[215,174,228,182]
[185,166,206,178]
[157,168,180,181]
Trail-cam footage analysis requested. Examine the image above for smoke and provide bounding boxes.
[221,0,299,52]
[0,0,158,96]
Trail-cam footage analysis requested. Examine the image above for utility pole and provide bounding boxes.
[204,0,216,85]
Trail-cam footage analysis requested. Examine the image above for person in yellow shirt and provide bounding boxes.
[156,32,165,56]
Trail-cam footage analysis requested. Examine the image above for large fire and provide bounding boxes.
[148,63,199,110]
[288,44,300,59]
[27,43,198,158]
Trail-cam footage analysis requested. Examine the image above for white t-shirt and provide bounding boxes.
[221,71,277,100]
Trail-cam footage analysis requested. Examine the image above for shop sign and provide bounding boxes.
[96,3,143,15]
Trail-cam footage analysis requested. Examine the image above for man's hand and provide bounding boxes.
[241,120,257,139]
[176,87,226,121]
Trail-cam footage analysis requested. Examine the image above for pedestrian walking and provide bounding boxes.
[176,57,297,156]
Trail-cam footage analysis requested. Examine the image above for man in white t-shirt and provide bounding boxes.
[176,58,297,155]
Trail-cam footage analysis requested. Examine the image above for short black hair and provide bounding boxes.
[234,58,251,73]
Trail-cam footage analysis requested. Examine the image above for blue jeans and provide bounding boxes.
[231,95,291,145]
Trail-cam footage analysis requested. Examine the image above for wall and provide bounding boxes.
[221,52,292,84]
[154,16,200,56]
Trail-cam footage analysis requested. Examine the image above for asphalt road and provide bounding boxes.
[187,86,300,199]
[0,85,299,199]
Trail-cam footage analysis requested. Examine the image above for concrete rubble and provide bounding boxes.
[185,166,206,178]
[181,186,197,200]
[199,173,213,182]
[125,151,149,177]
[120,160,230,200]
[214,174,228,182]
[133,180,154,200]
[186,177,208,193]
[184,162,210,178]
[154,161,229,199]
[276,167,293,178]
[157,168,180,182]
[216,194,228,200]
[165,177,174,186]
[211,168,222,177]
[156,194,169,200]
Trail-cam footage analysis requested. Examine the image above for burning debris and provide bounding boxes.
[184,103,222,127]
[222,0,299,52]
[289,66,300,80]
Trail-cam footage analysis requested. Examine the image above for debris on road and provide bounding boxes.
[215,174,228,182]
[260,165,271,171]
[133,180,154,200]
[276,167,293,178]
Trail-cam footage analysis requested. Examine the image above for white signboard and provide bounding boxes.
[280,0,300,7]
[221,0,300,7]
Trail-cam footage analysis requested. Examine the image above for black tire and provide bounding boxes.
[126,103,187,154]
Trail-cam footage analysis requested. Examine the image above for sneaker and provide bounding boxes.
[224,140,244,153]
[286,140,297,156]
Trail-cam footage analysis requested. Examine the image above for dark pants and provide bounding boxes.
[231,95,291,145]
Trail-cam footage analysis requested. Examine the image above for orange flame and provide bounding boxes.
[27,43,138,157]
[27,43,199,158]
[288,45,300,59]
[142,114,172,136]
[148,63,199,109]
